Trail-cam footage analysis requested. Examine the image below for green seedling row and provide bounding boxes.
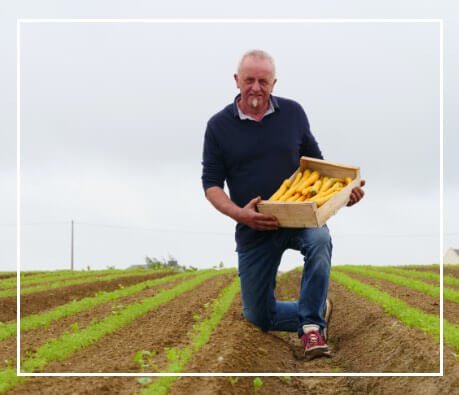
[331,271,459,353]
[0,271,201,342]
[334,266,459,304]
[0,269,234,394]
[378,266,459,287]
[141,276,240,395]
[0,270,172,298]
[0,269,129,289]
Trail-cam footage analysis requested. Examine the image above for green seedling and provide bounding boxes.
[281,376,291,383]
[228,377,239,385]
[165,347,185,365]
[133,350,158,372]
[111,304,125,314]
[3,359,13,368]
[192,313,201,322]
[70,323,80,333]
[137,377,152,386]
[253,377,263,394]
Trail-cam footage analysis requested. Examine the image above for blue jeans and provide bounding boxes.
[237,226,332,337]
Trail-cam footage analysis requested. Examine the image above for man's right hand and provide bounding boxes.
[237,196,279,231]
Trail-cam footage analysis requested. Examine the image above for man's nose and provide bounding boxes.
[252,80,261,90]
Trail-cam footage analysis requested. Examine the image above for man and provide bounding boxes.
[201,49,365,359]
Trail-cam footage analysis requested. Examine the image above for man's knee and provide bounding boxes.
[242,308,270,331]
[313,227,332,247]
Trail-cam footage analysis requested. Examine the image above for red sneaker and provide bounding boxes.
[301,324,331,360]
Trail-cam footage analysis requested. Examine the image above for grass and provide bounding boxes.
[334,265,459,304]
[140,276,240,395]
[0,269,127,289]
[378,266,459,287]
[0,270,172,298]
[0,269,234,394]
[331,271,459,354]
[0,271,201,342]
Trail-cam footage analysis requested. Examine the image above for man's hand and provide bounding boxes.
[205,187,279,231]
[237,196,279,231]
[347,179,366,207]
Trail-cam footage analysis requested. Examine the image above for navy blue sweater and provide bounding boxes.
[201,95,323,252]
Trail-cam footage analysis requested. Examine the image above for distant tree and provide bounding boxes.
[106,265,116,270]
[218,261,224,269]
[166,254,178,268]
[145,256,163,270]
[145,254,191,272]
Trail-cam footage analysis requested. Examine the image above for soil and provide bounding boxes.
[407,265,459,278]
[0,276,188,370]
[3,269,458,394]
[345,273,459,326]
[0,273,148,292]
[0,272,172,322]
[7,273,236,394]
[0,274,16,280]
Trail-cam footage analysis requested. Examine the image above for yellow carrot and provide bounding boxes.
[301,186,314,196]
[269,179,291,201]
[295,170,320,193]
[286,192,302,202]
[314,193,337,207]
[290,171,303,189]
[301,169,312,180]
[278,185,298,201]
[310,180,323,196]
[319,178,334,193]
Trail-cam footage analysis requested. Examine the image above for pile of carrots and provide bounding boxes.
[269,169,353,207]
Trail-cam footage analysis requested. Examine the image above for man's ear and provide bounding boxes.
[234,73,240,89]
[271,78,277,91]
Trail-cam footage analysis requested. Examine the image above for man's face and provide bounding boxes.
[234,56,277,111]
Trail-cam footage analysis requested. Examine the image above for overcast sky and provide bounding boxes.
[1,2,458,271]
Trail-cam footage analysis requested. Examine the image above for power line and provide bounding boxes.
[74,221,234,236]
[1,221,459,238]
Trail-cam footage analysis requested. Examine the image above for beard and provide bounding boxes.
[250,97,259,108]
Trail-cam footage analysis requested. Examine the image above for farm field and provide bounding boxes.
[0,265,457,394]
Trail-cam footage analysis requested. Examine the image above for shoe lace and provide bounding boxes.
[304,330,322,348]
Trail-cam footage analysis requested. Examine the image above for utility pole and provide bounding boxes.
[70,219,74,271]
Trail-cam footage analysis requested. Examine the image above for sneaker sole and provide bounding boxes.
[323,298,333,342]
[304,347,331,361]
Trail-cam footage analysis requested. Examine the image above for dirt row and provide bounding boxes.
[0,275,192,371]
[6,272,236,394]
[2,267,458,394]
[0,273,46,280]
[0,274,16,280]
[342,272,459,326]
[167,268,458,394]
[0,272,152,292]
[0,272,172,322]
[408,265,459,278]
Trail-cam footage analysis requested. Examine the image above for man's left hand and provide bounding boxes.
[347,179,366,207]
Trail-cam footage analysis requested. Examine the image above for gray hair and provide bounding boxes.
[237,49,276,77]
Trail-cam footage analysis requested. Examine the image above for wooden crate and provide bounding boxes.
[257,156,360,228]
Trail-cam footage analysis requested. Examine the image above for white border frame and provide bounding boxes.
[16,18,444,378]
